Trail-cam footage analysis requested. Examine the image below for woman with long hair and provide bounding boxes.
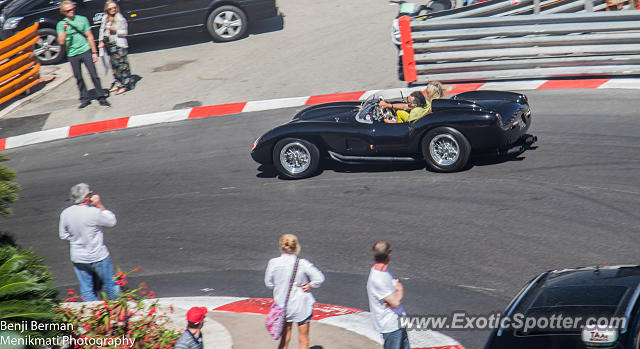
[265,234,325,349]
[98,0,134,95]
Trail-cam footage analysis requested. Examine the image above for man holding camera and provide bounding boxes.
[59,183,120,301]
[57,0,110,109]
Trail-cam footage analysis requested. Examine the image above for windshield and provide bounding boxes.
[355,96,384,124]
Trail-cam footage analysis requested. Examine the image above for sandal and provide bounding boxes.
[115,88,127,95]
[109,86,120,93]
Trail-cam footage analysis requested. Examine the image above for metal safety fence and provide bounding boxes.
[399,10,640,83]
[0,23,40,106]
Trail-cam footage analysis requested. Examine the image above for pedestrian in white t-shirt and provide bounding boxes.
[265,234,325,349]
[367,240,410,349]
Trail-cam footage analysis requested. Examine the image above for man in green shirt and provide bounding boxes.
[57,1,110,109]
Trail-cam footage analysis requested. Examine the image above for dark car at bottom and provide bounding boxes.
[250,90,536,179]
[485,265,640,349]
[0,0,278,64]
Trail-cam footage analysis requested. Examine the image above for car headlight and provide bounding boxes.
[3,17,23,31]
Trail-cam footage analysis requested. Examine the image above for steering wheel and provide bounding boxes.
[382,107,396,122]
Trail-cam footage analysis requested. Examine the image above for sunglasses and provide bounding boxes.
[63,8,76,13]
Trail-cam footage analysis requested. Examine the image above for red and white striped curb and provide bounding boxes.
[155,297,464,349]
[2,78,639,151]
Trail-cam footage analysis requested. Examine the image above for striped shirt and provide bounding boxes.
[174,330,202,349]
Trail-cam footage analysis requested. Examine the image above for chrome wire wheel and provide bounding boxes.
[429,134,460,166]
[280,142,311,175]
[213,11,243,39]
[34,33,61,63]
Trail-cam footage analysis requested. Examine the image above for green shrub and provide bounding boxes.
[0,245,60,341]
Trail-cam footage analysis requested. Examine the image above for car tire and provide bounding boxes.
[272,138,320,179]
[34,28,65,65]
[206,5,248,42]
[421,127,471,172]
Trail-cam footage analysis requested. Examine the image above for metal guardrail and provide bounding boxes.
[0,23,40,106]
[424,0,631,20]
[399,11,640,83]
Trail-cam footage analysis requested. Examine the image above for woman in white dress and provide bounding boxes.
[265,234,325,349]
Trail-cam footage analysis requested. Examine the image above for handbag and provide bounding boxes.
[265,257,300,340]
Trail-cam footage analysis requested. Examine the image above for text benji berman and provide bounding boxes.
[0,321,136,348]
[0,320,73,333]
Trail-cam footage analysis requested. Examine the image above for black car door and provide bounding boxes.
[119,0,206,35]
[370,122,411,155]
[322,120,410,156]
[118,0,176,34]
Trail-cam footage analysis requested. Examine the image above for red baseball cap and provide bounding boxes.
[186,307,208,323]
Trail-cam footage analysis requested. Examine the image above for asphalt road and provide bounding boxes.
[2,89,640,348]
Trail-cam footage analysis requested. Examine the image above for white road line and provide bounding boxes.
[5,127,70,149]
[597,78,640,89]
[127,109,191,128]
[242,96,310,112]
[458,284,498,292]
[479,80,547,91]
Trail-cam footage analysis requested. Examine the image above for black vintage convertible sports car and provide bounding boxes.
[250,90,536,179]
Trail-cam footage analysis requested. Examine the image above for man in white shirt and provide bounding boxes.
[59,183,119,301]
[367,240,410,349]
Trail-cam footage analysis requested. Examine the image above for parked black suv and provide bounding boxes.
[0,0,278,64]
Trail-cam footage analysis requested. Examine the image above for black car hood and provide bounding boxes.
[292,102,359,123]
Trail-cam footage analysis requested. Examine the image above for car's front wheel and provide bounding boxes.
[206,5,248,42]
[34,28,65,65]
[421,127,471,172]
[273,138,320,179]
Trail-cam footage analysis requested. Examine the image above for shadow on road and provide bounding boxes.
[127,15,284,54]
[255,161,427,180]
[471,145,538,168]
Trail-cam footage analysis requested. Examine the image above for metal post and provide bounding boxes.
[584,0,593,12]
[534,0,541,13]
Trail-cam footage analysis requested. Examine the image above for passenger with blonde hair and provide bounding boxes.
[265,234,325,349]
[424,80,447,102]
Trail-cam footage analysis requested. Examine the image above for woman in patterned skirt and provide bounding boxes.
[98,0,134,95]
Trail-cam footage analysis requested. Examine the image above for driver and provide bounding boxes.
[379,91,429,123]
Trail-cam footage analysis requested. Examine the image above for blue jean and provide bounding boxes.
[73,256,120,301]
[382,328,410,349]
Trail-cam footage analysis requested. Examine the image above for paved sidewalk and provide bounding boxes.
[154,297,464,349]
[212,312,380,349]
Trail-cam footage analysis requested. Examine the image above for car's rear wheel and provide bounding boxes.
[34,28,65,65]
[206,5,248,42]
[273,138,320,179]
[422,127,471,172]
